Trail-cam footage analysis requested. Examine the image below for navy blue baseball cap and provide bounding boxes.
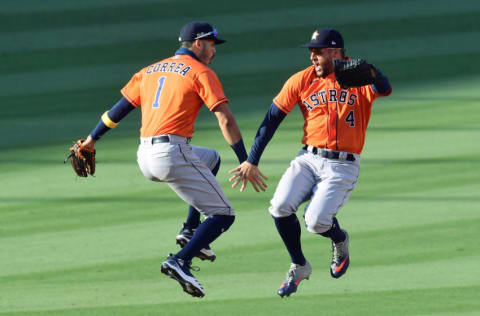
[301,28,344,49]
[178,21,226,45]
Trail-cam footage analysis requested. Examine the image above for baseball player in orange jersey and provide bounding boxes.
[230,28,392,297]
[79,21,266,298]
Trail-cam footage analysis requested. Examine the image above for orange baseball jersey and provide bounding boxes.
[121,54,228,138]
[273,64,391,154]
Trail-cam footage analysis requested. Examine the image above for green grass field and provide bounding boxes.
[1,0,480,315]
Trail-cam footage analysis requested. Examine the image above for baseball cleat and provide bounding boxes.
[161,254,205,298]
[330,230,350,279]
[176,223,217,262]
[277,261,312,298]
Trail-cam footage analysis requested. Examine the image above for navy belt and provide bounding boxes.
[302,145,356,161]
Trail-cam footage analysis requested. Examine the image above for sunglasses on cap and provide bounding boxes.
[195,29,218,40]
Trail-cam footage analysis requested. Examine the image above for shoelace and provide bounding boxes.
[332,240,347,264]
[169,254,201,274]
[180,259,200,272]
[285,264,298,283]
[190,264,200,272]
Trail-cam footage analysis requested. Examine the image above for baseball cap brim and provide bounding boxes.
[198,35,226,45]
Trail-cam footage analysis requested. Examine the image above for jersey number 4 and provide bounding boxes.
[152,76,167,108]
[345,110,355,127]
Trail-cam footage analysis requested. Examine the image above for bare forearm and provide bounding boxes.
[218,118,242,145]
[214,102,247,162]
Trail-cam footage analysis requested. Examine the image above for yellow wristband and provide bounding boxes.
[101,111,118,128]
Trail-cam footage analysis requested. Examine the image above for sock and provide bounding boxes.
[273,214,307,266]
[185,206,201,229]
[184,158,221,229]
[175,215,235,261]
[319,217,346,244]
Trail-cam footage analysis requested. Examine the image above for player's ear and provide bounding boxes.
[193,39,203,49]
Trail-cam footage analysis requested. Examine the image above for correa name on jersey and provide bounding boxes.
[146,62,192,77]
[302,89,358,112]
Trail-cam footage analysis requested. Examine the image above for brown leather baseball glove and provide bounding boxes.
[64,139,95,177]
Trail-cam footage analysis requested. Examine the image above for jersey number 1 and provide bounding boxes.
[152,76,167,108]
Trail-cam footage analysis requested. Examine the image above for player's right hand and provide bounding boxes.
[228,161,268,192]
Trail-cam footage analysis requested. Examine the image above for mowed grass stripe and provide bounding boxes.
[0,217,183,277]
[3,0,480,53]
[0,0,173,14]
[6,285,477,316]
[1,0,366,33]
[0,85,122,120]
[362,166,478,198]
[350,219,480,267]
[0,62,140,97]
[1,286,479,315]
[0,193,182,238]
[4,10,480,75]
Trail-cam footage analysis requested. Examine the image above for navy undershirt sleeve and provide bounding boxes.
[90,97,136,140]
[371,67,392,95]
[107,97,136,122]
[247,104,287,165]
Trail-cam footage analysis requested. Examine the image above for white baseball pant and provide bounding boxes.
[269,148,359,233]
[137,134,234,217]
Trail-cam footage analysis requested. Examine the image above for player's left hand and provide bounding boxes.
[229,161,268,192]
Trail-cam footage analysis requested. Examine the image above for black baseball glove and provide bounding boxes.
[333,58,379,89]
[64,139,96,177]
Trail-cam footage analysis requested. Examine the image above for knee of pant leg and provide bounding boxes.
[304,216,332,234]
[269,202,295,218]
